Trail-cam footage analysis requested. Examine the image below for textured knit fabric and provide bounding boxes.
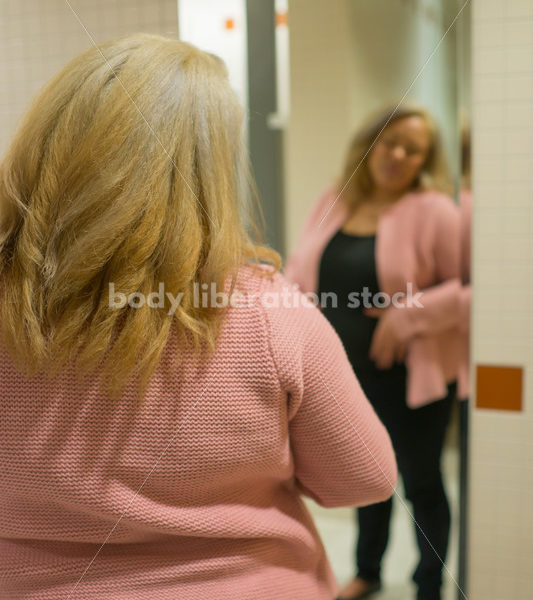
[284,186,467,407]
[0,264,397,600]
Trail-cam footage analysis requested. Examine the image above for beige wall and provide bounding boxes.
[0,0,178,155]
[283,0,356,256]
[468,1,533,598]
[284,0,458,256]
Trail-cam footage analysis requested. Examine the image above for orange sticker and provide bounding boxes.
[276,11,288,27]
[224,18,235,30]
[476,365,523,411]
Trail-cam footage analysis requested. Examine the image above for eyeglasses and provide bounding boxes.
[378,135,427,158]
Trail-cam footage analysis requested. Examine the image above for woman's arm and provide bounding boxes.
[261,273,397,508]
[383,195,463,342]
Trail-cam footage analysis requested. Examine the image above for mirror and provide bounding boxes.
[282,2,472,599]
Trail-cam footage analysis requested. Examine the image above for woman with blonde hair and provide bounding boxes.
[285,105,463,600]
[0,34,397,599]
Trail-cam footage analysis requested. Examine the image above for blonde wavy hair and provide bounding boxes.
[338,103,452,205]
[0,33,280,401]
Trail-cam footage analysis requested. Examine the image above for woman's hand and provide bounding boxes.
[365,307,407,369]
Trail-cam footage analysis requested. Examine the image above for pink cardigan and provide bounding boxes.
[0,264,397,600]
[285,186,468,407]
[457,189,472,399]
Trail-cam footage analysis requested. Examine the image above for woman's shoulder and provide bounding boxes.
[235,263,328,317]
[402,189,458,219]
[459,188,472,211]
[235,262,298,296]
[414,189,456,207]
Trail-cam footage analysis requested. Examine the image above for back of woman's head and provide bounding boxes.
[0,33,279,400]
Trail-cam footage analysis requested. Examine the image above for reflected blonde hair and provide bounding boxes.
[0,33,280,401]
[338,104,452,205]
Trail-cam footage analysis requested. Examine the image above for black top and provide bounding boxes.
[317,230,380,374]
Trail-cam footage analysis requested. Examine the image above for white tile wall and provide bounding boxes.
[0,0,178,154]
[470,1,533,599]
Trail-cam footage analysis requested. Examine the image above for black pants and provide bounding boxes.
[354,363,455,600]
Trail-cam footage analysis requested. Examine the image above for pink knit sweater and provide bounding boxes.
[0,265,397,600]
[285,186,468,407]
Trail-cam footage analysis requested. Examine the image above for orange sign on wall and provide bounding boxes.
[276,11,288,27]
[476,365,523,411]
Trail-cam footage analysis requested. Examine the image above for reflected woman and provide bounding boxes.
[285,105,463,600]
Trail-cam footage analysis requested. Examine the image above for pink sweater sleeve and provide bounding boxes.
[458,190,472,333]
[387,195,463,341]
[261,273,398,508]
[459,284,471,334]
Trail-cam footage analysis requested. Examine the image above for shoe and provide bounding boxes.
[335,578,382,600]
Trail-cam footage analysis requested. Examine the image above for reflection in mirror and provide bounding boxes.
[283,1,472,599]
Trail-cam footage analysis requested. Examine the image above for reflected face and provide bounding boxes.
[367,116,431,195]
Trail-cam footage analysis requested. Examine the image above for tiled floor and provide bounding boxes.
[305,444,461,600]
